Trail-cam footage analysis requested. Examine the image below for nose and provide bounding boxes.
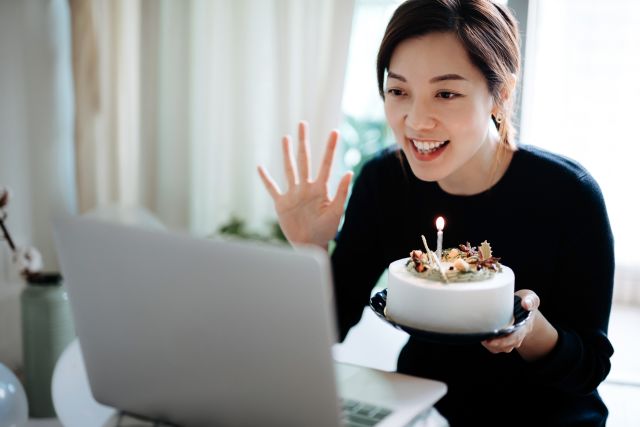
[405,100,437,131]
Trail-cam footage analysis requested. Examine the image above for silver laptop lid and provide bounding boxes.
[53,215,343,427]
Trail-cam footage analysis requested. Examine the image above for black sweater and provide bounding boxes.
[331,145,615,427]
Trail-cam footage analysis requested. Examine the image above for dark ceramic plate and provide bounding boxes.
[369,289,532,345]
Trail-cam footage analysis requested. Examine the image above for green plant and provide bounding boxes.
[339,115,395,179]
[215,216,288,244]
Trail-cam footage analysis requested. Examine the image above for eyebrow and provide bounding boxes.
[387,71,468,83]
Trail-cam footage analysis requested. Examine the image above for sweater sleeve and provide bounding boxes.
[525,172,614,394]
[330,159,390,342]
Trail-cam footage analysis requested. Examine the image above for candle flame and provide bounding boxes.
[436,216,445,231]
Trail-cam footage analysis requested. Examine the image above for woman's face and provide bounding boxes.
[384,32,500,192]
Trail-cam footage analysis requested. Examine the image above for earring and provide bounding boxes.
[494,113,504,124]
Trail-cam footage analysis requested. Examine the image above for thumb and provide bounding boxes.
[515,289,539,311]
[331,171,353,212]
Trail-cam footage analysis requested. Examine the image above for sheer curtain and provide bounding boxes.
[70,0,140,213]
[520,0,640,304]
[1,0,76,369]
[70,0,355,236]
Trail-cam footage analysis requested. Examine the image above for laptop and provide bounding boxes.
[52,215,447,427]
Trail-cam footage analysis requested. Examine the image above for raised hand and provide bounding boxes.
[257,121,353,249]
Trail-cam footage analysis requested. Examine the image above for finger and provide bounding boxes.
[481,340,503,354]
[282,135,298,189]
[297,120,311,182]
[483,331,519,348]
[516,289,540,311]
[332,171,354,210]
[317,130,340,183]
[483,336,509,347]
[257,166,282,200]
[482,338,515,354]
[523,296,538,311]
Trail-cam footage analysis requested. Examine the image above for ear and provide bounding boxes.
[492,73,517,116]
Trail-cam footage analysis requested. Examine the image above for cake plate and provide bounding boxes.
[369,290,532,345]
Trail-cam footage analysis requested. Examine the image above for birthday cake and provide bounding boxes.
[386,239,515,334]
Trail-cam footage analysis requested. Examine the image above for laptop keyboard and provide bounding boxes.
[340,398,393,427]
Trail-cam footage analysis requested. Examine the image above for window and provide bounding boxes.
[520,0,640,270]
[338,0,402,178]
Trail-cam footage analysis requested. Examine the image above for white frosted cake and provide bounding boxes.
[386,241,514,334]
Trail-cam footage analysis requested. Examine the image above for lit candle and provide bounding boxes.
[436,216,445,259]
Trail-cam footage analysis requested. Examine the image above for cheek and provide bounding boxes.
[447,104,488,137]
[384,101,404,128]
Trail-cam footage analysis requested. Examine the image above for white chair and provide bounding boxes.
[51,339,116,427]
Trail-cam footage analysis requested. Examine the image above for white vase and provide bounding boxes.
[0,362,28,427]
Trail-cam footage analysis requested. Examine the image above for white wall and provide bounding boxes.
[0,0,76,370]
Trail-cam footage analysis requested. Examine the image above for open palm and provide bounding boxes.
[258,121,353,249]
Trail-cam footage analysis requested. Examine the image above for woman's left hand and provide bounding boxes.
[481,289,540,355]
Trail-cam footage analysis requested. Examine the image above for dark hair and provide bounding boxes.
[377,0,521,149]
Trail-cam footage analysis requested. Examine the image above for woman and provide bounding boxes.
[258,1,614,425]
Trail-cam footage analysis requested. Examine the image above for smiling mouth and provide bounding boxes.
[410,139,450,155]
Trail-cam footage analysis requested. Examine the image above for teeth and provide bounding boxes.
[411,139,446,153]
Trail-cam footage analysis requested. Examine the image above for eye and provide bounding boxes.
[386,88,406,97]
[436,91,459,100]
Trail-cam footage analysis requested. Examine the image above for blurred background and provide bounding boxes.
[1,0,639,424]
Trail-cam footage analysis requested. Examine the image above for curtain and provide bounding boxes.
[70,0,141,213]
[0,0,76,369]
[0,0,76,276]
[520,0,640,305]
[70,0,355,236]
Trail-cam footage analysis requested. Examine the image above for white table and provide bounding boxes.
[51,339,448,427]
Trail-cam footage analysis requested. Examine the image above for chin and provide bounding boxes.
[401,148,446,182]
